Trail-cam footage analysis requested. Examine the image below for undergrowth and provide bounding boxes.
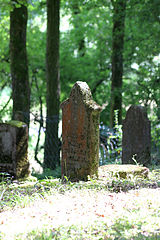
[0,166,160,239]
[17,220,160,240]
[0,166,160,212]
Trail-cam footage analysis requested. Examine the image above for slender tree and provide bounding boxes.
[110,0,126,127]
[71,1,85,57]
[10,0,30,125]
[44,0,60,170]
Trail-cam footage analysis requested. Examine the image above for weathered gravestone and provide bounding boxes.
[61,81,102,181]
[122,105,151,166]
[0,121,30,179]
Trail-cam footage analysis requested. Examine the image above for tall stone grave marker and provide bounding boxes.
[61,81,102,181]
[0,121,30,179]
[122,105,151,166]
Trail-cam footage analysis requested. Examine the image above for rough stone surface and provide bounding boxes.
[61,81,102,181]
[122,105,151,166]
[0,121,30,179]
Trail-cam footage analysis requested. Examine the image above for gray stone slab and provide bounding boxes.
[122,105,151,166]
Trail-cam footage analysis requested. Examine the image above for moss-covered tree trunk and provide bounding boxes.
[110,0,126,127]
[10,0,30,126]
[44,0,60,170]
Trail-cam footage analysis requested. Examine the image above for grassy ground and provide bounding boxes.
[0,166,160,240]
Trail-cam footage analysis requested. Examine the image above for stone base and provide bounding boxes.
[98,164,149,179]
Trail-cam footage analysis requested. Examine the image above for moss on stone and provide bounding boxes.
[6,120,27,128]
[18,175,37,183]
[61,81,101,181]
[98,164,149,179]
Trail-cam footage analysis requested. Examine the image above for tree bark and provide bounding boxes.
[10,0,30,126]
[71,2,85,57]
[44,0,60,170]
[110,0,126,127]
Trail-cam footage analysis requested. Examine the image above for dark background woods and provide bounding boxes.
[0,0,160,171]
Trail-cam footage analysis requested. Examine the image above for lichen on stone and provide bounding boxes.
[61,81,102,181]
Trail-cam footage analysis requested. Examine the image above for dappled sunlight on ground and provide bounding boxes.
[0,187,160,239]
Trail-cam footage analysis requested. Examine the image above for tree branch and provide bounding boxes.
[32,70,44,166]
[92,79,105,95]
[0,96,12,115]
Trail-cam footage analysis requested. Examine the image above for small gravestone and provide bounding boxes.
[0,121,30,179]
[61,81,102,181]
[122,105,151,166]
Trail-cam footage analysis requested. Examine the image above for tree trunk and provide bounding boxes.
[110,0,126,127]
[44,0,60,170]
[10,0,30,126]
[71,2,85,57]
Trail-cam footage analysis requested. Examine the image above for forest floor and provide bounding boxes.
[0,166,160,239]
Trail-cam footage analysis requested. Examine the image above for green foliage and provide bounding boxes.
[24,218,160,240]
[0,0,159,118]
[33,166,61,180]
[111,110,122,159]
[0,177,61,212]
[60,0,112,110]
[100,110,122,165]
[0,0,159,170]
[150,115,160,164]
[1,0,159,118]
[123,0,160,120]
[0,14,10,88]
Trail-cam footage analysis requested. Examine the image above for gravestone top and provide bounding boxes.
[61,81,102,181]
[5,120,27,128]
[122,105,151,166]
[62,81,102,112]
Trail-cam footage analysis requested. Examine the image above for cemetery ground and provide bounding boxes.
[0,166,160,240]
